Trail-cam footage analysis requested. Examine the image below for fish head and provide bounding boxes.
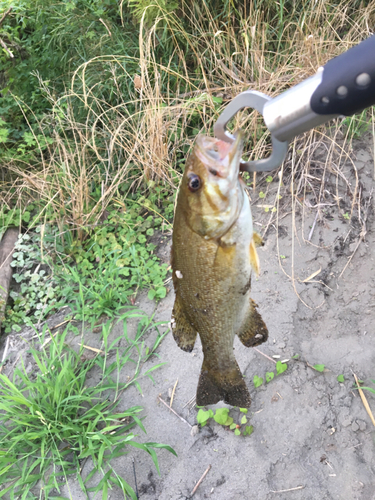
[179,132,245,238]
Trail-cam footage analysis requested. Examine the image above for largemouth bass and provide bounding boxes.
[171,132,268,408]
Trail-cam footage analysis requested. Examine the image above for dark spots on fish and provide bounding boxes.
[209,168,218,176]
[194,292,200,299]
[240,274,251,295]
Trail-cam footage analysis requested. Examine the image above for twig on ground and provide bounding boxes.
[308,210,319,241]
[132,457,139,500]
[158,396,192,428]
[51,319,71,330]
[253,347,276,364]
[99,18,112,37]
[170,378,178,409]
[0,336,10,373]
[183,395,196,409]
[42,331,59,347]
[270,485,304,493]
[352,371,375,428]
[190,465,211,498]
[78,343,104,354]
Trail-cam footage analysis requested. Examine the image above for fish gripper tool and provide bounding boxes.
[214,35,375,172]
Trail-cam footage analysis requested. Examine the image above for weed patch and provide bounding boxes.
[0,311,175,498]
[196,407,253,437]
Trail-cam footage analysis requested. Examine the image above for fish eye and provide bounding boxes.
[188,174,201,192]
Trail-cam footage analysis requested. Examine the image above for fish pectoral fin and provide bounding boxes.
[196,359,251,408]
[171,295,197,352]
[253,231,264,247]
[237,298,268,347]
[250,238,260,276]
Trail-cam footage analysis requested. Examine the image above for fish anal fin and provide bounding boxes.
[171,294,197,352]
[250,238,260,276]
[237,298,268,347]
[196,359,251,408]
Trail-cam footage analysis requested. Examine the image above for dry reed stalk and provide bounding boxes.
[1,0,373,244]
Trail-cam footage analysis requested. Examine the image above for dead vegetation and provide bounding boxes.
[1,0,374,234]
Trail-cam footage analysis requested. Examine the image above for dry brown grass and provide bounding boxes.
[1,0,374,238]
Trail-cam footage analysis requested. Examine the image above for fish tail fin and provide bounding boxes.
[196,358,251,408]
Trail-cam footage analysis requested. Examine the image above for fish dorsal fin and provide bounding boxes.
[250,238,260,276]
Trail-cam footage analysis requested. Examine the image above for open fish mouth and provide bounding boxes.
[194,132,244,179]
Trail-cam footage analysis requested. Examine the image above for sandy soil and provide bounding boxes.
[1,135,375,500]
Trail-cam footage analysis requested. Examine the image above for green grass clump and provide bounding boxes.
[0,312,175,499]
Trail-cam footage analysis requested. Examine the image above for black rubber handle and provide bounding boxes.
[311,36,375,116]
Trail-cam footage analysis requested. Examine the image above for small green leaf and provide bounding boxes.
[197,409,211,426]
[313,364,325,372]
[229,423,236,430]
[234,428,241,436]
[243,425,254,436]
[147,289,156,300]
[276,361,287,375]
[253,375,263,388]
[337,374,345,383]
[224,416,233,426]
[266,371,274,383]
[146,228,154,236]
[22,211,31,223]
[155,287,167,299]
[239,408,248,414]
[259,191,266,199]
[213,408,229,425]
[241,415,247,425]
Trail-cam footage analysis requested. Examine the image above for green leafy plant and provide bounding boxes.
[356,380,375,394]
[341,109,371,140]
[253,361,288,389]
[196,407,253,437]
[3,229,62,333]
[0,311,175,499]
[337,374,345,383]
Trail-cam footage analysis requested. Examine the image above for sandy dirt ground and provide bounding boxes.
[1,135,375,500]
